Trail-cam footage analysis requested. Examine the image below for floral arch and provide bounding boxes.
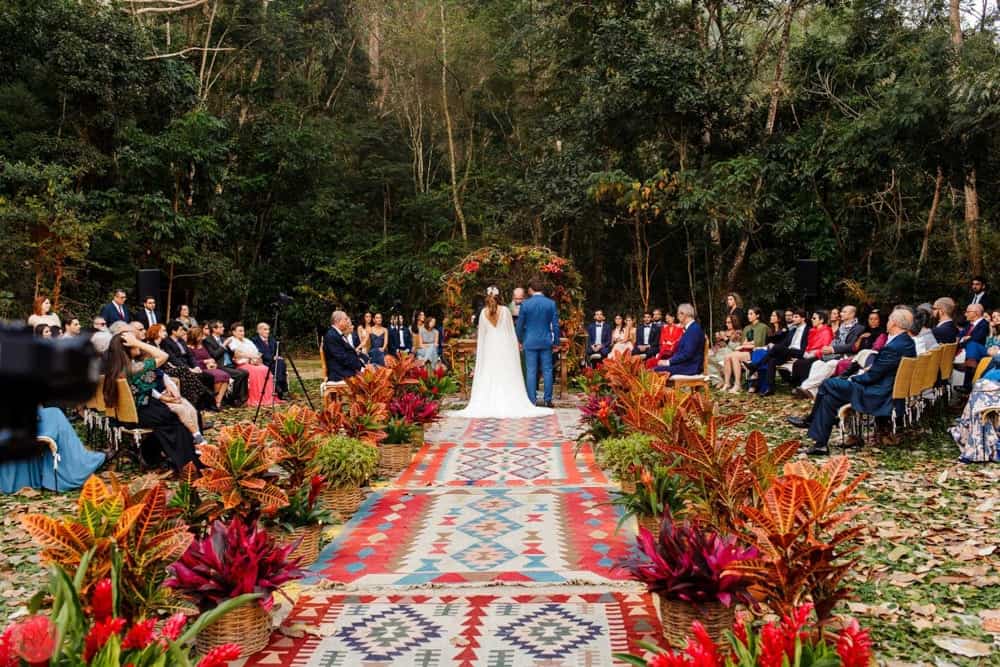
[441,245,585,340]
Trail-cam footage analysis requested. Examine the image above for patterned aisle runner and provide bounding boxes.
[246,410,661,667]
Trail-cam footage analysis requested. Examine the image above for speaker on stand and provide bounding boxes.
[795,259,819,309]
[136,268,164,314]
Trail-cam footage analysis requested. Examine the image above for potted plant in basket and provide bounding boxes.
[379,417,416,477]
[609,466,687,537]
[265,475,331,566]
[313,435,379,519]
[597,433,662,493]
[166,517,305,657]
[618,516,757,648]
[389,390,441,449]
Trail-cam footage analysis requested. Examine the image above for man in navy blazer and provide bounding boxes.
[799,308,916,455]
[931,297,959,344]
[387,314,414,356]
[958,303,989,389]
[586,310,612,364]
[100,289,131,325]
[632,311,661,359]
[323,311,363,382]
[515,278,561,406]
[653,304,704,376]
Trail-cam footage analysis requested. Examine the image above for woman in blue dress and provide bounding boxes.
[0,407,106,493]
[367,312,388,366]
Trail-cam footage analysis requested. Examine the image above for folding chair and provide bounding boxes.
[668,337,710,396]
[890,356,917,432]
[937,343,957,402]
[105,378,153,469]
[318,346,350,409]
[907,353,931,423]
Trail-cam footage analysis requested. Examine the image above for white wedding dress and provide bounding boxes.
[451,306,553,418]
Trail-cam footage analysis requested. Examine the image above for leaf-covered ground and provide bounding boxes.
[1,369,997,665]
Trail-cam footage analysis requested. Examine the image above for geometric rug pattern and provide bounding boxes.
[251,410,660,665]
[243,592,662,666]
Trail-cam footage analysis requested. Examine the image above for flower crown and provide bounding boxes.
[486,286,500,297]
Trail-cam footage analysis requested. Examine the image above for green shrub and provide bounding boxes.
[596,433,661,482]
[314,436,378,488]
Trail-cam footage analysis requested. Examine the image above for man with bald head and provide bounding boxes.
[792,305,866,400]
[323,310,363,382]
[959,302,989,390]
[793,308,916,455]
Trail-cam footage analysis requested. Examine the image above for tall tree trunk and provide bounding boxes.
[766,0,798,135]
[440,0,467,241]
[916,167,944,275]
[965,168,982,274]
[950,0,963,47]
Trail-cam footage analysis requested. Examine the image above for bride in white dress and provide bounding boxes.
[452,287,553,418]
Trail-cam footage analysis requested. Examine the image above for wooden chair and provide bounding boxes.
[105,378,153,469]
[318,346,349,409]
[921,348,943,406]
[936,343,958,402]
[667,336,710,396]
[972,355,994,383]
[890,356,917,431]
[907,353,932,422]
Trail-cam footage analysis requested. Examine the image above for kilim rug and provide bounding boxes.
[243,592,661,666]
[250,411,661,666]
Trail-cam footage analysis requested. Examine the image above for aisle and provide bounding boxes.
[246,410,661,666]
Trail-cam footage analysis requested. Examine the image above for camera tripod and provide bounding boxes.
[252,306,314,424]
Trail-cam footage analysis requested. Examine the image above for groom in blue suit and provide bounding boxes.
[515,278,561,407]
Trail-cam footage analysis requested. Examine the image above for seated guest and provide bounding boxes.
[63,317,81,337]
[101,289,131,325]
[985,310,1000,350]
[794,305,865,400]
[28,295,61,329]
[958,303,989,390]
[968,275,994,311]
[931,297,959,344]
[136,343,206,446]
[188,326,232,409]
[789,308,916,455]
[654,304,704,377]
[722,306,768,392]
[645,311,685,369]
[130,320,146,339]
[609,314,636,359]
[161,320,217,402]
[176,304,198,330]
[750,309,810,395]
[148,323,215,412]
[951,357,1000,463]
[586,310,612,364]
[103,332,199,471]
[203,320,250,404]
[388,313,414,357]
[415,315,440,367]
[252,322,289,397]
[853,310,885,352]
[50,326,62,338]
[912,307,939,354]
[366,313,388,367]
[632,311,661,359]
[34,324,52,339]
[709,314,744,385]
[226,321,282,407]
[135,296,161,329]
[90,316,111,353]
[323,310,364,382]
[743,310,788,384]
[0,407,106,494]
[787,310,835,387]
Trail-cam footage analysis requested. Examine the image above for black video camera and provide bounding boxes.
[0,324,99,455]
[272,292,295,307]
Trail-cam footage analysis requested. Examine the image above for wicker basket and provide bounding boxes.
[410,427,425,452]
[267,524,321,566]
[321,485,364,519]
[620,478,637,495]
[658,596,735,649]
[637,513,661,539]
[196,600,271,658]
[378,442,412,478]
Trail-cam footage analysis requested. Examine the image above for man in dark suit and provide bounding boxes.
[100,289,131,325]
[959,303,989,389]
[792,308,916,455]
[753,309,810,395]
[203,319,249,404]
[162,319,216,401]
[968,276,994,312]
[135,296,160,329]
[323,311,364,382]
[632,311,661,359]
[252,322,288,399]
[653,304,704,376]
[387,314,414,357]
[586,310,612,365]
[931,297,959,344]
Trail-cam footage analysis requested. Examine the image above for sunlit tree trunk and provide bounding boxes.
[440,0,467,241]
[949,0,982,275]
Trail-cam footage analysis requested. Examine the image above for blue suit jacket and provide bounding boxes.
[387,326,414,355]
[660,321,704,375]
[849,333,916,416]
[959,319,989,348]
[635,323,661,356]
[322,327,363,382]
[251,335,279,366]
[586,322,613,356]
[932,320,959,344]
[516,294,560,351]
[101,302,130,325]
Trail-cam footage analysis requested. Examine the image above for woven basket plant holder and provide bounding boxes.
[268,524,321,567]
[196,600,271,658]
[620,478,637,495]
[658,597,735,649]
[377,443,412,478]
[321,485,364,520]
[637,513,661,540]
[410,427,425,452]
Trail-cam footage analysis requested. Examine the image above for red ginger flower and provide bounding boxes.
[462,260,480,274]
[684,622,723,667]
[837,619,874,667]
[10,615,57,667]
[0,624,16,667]
[122,618,158,651]
[161,613,187,641]
[84,617,126,662]
[90,578,114,621]
[196,643,242,667]
[648,651,690,667]
[758,622,786,667]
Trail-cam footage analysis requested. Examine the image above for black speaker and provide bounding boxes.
[796,259,819,297]
[136,269,163,305]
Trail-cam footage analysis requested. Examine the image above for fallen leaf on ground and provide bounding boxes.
[931,636,993,657]
[980,610,1000,634]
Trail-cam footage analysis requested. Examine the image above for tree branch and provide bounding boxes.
[143,46,234,60]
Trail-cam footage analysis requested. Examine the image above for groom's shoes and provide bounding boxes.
[545,401,554,408]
